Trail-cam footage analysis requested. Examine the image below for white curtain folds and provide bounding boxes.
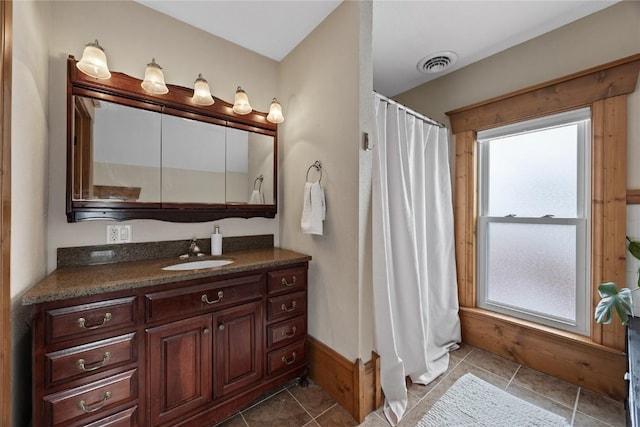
[372,94,461,425]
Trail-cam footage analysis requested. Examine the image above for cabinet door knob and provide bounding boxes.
[201,290,224,305]
[77,312,112,330]
[219,324,225,331]
[281,301,297,312]
[77,352,111,372]
[281,276,297,287]
[281,352,297,366]
[203,328,210,335]
[78,391,112,413]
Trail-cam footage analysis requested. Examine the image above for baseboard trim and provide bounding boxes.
[307,336,381,423]
[460,307,626,400]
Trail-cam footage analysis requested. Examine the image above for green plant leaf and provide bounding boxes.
[595,283,633,324]
[597,282,620,298]
[628,238,640,261]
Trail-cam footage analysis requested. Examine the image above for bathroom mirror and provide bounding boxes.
[67,56,277,222]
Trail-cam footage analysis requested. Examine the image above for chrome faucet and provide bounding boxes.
[180,238,203,259]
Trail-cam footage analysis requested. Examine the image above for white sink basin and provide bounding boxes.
[162,259,233,271]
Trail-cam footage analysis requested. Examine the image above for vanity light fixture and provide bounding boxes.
[76,40,111,80]
[141,58,169,95]
[267,98,284,123]
[192,74,214,106]
[232,86,252,115]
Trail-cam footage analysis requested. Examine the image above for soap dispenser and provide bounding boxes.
[211,225,222,256]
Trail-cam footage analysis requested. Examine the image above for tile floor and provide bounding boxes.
[215,343,626,427]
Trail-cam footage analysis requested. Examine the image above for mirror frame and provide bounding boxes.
[66,56,278,222]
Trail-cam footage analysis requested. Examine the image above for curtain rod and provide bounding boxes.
[374,91,446,128]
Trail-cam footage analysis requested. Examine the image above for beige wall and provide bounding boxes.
[12,0,49,298]
[12,2,51,424]
[395,1,640,188]
[47,1,280,272]
[279,1,374,362]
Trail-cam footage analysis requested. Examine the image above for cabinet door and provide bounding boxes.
[213,301,263,398]
[146,314,212,426]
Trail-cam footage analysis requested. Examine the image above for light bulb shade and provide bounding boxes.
[267,98,284,123]
[141,58,168,95]
[232,86,252,115]
[76,40,111,80]
[192,74,214,106]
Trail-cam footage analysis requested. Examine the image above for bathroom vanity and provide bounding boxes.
[24,246,310,426]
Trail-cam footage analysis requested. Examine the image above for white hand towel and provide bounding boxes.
[249,189,263,204]
[301,181,326,235]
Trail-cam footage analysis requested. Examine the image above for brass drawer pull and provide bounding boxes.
[77,352,111,372]
[280,301,297,312]
[201,291,224,305]
[77,312,112,330]
[78,391,112,413]
[281,326,297,338]
[281,352,297,366]
[281,276,297,287]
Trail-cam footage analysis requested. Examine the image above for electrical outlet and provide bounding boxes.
[106,225,132,244]
[106,225,119,243]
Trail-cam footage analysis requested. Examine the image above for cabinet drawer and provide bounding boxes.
[267,266,307,295]
[45,333,136,387]
[267,316,306,348]
[267,291,306,321]
[267,340,306,375]
[83,405,138,427]
[46,297,136,344]
[43,369,137,426]
[145,274,263,323]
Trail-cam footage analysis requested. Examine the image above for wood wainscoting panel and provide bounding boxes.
[307,336,380,423]
[460,307,626,400]
[0,1,11,426]
[628,189,640,204]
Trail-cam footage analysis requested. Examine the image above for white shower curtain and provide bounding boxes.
[372,94,461,425]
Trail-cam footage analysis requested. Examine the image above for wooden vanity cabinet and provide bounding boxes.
[31,262,308,427]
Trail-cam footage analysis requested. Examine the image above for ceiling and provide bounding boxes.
[136,0,620,97]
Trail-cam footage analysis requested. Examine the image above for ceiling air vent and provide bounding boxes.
[417,51,458,74]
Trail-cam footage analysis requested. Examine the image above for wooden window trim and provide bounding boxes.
[446,53,640,400]
[0,1,11,425]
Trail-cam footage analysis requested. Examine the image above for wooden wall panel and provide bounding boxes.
[0,1,11,426]
[628,190,640,204]
[600,95,628,350]
[460,308,626,400]
[447,55,640,133]
[591,100,605,345]
[454,131,476,308]
[307,336,380,423]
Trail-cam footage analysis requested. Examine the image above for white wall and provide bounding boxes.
[279,1,374,362]
[12,2,51,424]
[47,1,281,272]
[395,1,640,188]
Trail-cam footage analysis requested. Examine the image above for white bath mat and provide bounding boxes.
[417,373,570,426]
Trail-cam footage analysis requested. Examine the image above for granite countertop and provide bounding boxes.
[22,247,311,305]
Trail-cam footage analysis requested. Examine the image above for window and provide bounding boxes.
[476,108,591,335]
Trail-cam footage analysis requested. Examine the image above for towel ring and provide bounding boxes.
[306,161,322,183]
[253,175,264,191]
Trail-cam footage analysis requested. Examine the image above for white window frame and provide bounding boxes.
[476,108,591,336]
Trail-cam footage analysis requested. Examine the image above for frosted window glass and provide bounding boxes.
[487,125,578,218]
[486,222,576,323]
